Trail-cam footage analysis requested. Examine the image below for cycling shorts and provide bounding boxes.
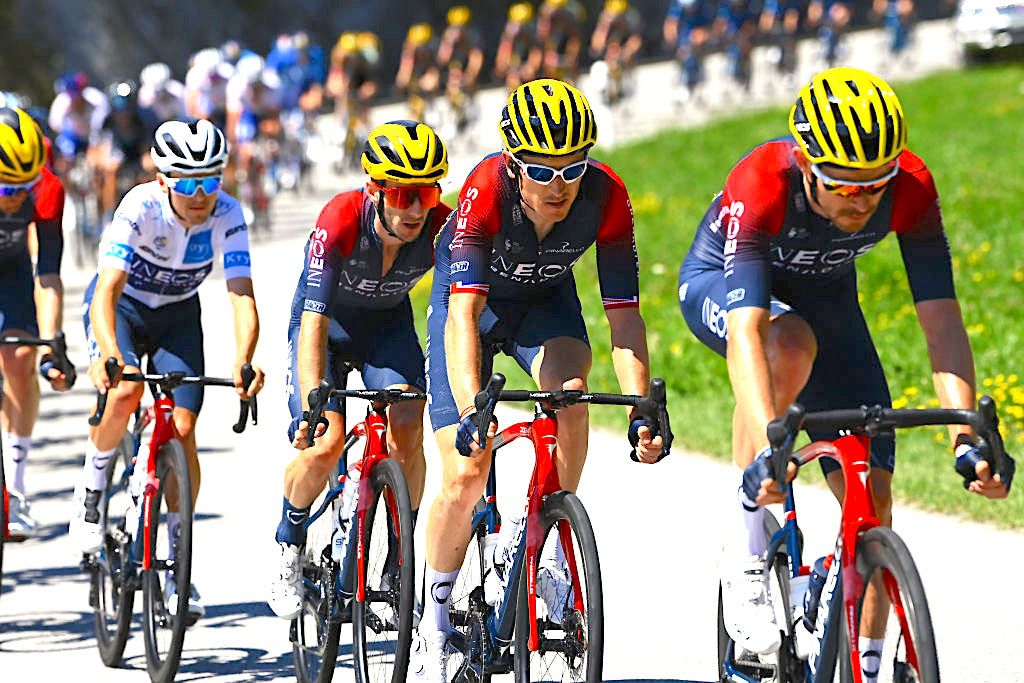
[236,111,262,143]
[426,273,590,431]
[83,275,206,414]
[286,297,426,419]
[56,132,89,159]
[679,268,895,474]
[0,259,39,335]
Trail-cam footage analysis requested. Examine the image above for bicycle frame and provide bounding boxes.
[471,408,585,654]
[136,394,177,573]
[729,434,915,683]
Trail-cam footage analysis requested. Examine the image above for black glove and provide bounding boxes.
[955,443,1015,494]
[39,353,76,389]
[288,411,330,444]
[628,417,665,462]
[741,446,777,503]
[455,410,497,457]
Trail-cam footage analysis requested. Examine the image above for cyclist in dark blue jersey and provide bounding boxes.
[268,120,451,620]
[413,78,663,679]
[678,68,1014,681]
[664,0,713,102]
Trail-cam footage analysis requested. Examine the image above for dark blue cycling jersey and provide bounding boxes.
[296,189,450,315]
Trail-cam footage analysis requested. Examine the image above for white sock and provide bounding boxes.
[738,486,767,557]
[167,512,181,562]
[83,440,116,491]
[540,530,568,570]
[422,563,459,636]
[3,432,31,497]
[859,636,884,683]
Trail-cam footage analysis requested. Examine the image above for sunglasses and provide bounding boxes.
[367,181,442,210]
[0,176,40,197]
[511,155,589,185]
[164,175,223,197]
[810,162,899,198]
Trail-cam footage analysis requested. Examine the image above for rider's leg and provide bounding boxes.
[0,335,39,498]
[281,408,347,541]
[386,397,427,508]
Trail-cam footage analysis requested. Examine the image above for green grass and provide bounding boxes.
[416,64,1024,528]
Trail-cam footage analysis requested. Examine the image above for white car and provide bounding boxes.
[955,0,1024,55]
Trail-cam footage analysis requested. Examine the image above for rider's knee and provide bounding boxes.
[387,402,425,455]
[0,345,36,383]
[766,315,817,393]
[107,380,146,414]
[439,459,488,509]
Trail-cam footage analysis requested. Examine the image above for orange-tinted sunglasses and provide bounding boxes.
[367,181,442,209]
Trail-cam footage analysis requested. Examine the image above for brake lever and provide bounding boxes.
[88,357,122,427]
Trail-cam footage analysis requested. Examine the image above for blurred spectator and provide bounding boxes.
[664,1,714,102]
[495,2,544,90]
[395,22,440,121]
[537,0,587,82]
[138,62,186,125]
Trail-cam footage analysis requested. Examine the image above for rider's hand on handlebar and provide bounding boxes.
[288,412,329,449]
[89,357,123,394]
[39,354,74,392]
[628,417,663,464]
[455,410,498,457]
[956,443,1014,499]
[742,446,799,507]
[234,361,265,400]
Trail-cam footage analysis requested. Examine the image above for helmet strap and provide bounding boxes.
[374,190,402,240]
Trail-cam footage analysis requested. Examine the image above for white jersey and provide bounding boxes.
[138,80,187,122]
[185,63,233,117]
[98,181,252,309]
[48,87,109,141]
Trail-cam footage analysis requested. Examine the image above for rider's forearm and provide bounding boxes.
[446,300,484,415]
[34,274,64,341]
[608,308,651,416]
[726,308,776,455]
[297,312,329,412]
[916,299,976,445]
[228,287,259,364]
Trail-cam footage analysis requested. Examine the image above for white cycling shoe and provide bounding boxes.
[410,628,452,682]
[163,573,205,627]
[69,484,104,553]
[7,491,37,540]
[721,554,782,655]
[537,560,574,626]
[268,541,303,619]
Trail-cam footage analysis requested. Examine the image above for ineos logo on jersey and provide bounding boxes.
[306,227,328,288]
[771,243,876,275]
[451,186,480,249]
[491,255,575,283]
[701,297,728,339]
[719,200,745,278]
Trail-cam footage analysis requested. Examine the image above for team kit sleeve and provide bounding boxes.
[301,194,360,316]
[97,187,144,273]
[448,157,504,297]
[31,169,66,277]
[718,150,788,312]
[218,200,253,282]
[891,157,957,302]
[593,165,640,310]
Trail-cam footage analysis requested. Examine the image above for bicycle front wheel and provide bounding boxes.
[141,440,193,682]
[352,457,415,682]
[92,434,137,666]
[841,526,939,683]
[514,491,603,683]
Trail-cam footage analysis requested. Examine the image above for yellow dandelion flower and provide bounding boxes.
[904,387,919,396]
[983,377,994,387]
[980,241,992,253]
[892,396,909,409]
[670,341,682,357]
[996,374,1006,384]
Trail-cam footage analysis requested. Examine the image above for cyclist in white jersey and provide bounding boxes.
[48,72,109,162]
[70,119,265,622]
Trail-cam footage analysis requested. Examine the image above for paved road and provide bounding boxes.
[3,19,1023,683]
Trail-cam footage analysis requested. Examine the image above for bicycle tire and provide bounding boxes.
[717,512,805,683]
[92,434,137,666]
[446,499,490,682]
[513,491,603,683]
[353,457,415,683]
[293,469,343,683]
[141,439,192,683]
[839,526,939,683]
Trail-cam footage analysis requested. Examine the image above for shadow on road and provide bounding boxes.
[0,609,95,653]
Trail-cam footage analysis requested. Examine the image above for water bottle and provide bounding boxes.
[789,571,814,660]
[331,461,362,565]
[802,554,834,630]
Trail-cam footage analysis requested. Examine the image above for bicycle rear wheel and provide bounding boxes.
[141,440,193,682]
[293,471,343,683]
[841,527,939,683]
[92,434,137,666]
[514,491,603,683]
[352,457,415,682]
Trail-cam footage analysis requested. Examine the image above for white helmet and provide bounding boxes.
[150,119,228,175]
[190,48,223,74]
[140,62,173,89]
[235,54,265,82]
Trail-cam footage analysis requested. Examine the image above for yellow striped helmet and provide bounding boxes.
[789,67,906,169]
[509,2,534,24]
[499,79,597,157]
[407,23,433,47]
[447,5,471,27]
[361,120,448,184]
[0,107,46,184]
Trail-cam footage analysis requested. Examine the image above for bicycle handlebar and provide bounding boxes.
[473,373,674,459]
[766,397,1012,487]
[88,356,258,433]
[304,380,426,448]
[0,331,77,388]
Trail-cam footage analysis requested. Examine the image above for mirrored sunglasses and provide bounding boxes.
[165,175,223,197]
[811,162,899,198]
[368,181,442,210]
[0,176,40,197]
[512,156,589,185]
